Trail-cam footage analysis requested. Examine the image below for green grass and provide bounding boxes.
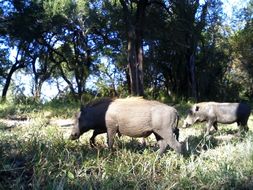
[0,99,79,119]
[0,101,253,189]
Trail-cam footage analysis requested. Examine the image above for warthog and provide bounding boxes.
[70,98,112,147]
[183,102,251,135]
[70,97,185,155]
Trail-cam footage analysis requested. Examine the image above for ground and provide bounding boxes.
[0,111,253,189]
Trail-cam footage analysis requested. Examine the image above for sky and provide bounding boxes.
[9,0,250,102]
[222,0,246,17]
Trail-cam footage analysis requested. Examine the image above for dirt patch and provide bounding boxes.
[0,118,74,128]
[49,119,74,127]
[0,119,31,128]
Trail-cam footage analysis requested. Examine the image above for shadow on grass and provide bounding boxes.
[116,138,158,154]
[184,129,252,158]
[0,137,103,189]
[217,127,240,135]
[80,133,231,157]
[185,134,219,155]
[78,137,158,156]
[0,145,34,189]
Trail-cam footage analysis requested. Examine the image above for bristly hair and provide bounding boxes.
[80,97,114,111]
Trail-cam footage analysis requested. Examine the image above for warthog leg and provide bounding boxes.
[173,127,179,141]
[153,134,163,154]
[243,125,249,132]
[237,121,249,135]
[205,120,214,136]
[107,128,117,150]
[90,129,106,147]
[154,127,184,155]
[157,139,168,155]
[213,122,218,131]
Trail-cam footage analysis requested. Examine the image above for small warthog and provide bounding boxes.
[70,97,185,155]
[183,102,251,135]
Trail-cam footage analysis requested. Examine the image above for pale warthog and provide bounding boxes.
[70,97,185,155]
[183,102,251,135]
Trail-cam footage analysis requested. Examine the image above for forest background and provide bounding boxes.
[0,0,253,103]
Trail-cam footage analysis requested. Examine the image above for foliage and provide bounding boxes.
[0,0,253,102]
[0,47,10,85]
[229,1,253,99]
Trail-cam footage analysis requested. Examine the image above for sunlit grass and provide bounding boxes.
[0,101,253,189]
[0,99,79,119]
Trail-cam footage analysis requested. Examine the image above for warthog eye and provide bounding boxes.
[188,110,193,115]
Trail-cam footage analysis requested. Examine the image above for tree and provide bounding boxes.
[30,46,58,100]
[142,0,210,100]
[0,0,53,101]
[0,47,10,90]
[1,0,251,102]
[0,0,100,100]
[196,0,232,100]
[229,0,253,99]
[118,0,149,96]
[1,42,30,102]
[44,0,98,99]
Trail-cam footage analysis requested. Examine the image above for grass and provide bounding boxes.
[0,101,253,189]
[0,99,79,120]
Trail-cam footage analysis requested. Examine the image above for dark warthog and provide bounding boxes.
[70,98,112,147]
[70,97,185,155]
[183,102,251,135]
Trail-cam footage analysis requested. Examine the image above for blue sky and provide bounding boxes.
[223,0,249,17]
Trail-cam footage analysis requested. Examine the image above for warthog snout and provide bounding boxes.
[69,132,79,140]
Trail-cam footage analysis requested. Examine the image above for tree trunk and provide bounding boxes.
[135,0,146,96]
[127,26,139,96]
[120,0,147,96]
[1,62,26,102]
[34,81,43,100]
[58,64,76,95]
[188,53,197,100]
[186,1,208,101]
[125,69,131,94]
